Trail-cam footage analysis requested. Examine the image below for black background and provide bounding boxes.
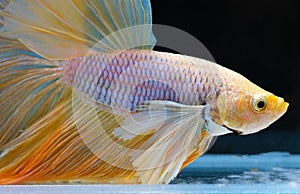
[151,0,300,154]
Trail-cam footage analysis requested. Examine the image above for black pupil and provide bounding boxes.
[257,101,265,109]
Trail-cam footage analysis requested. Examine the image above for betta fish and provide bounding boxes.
[0,0,288,184]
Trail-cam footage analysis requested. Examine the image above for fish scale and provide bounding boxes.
[63,50,222,112]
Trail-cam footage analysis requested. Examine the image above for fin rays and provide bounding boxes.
[0,0,155,59]
[0,37,70,148]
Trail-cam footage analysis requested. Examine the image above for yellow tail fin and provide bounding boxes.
[0,38,70,147]
[0,37,77,183]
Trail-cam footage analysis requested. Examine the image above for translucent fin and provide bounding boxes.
[0,37,70,148]
[0,0,156,59]
[180,131,214,170]
[113,101,208,183]
[114,101,205,140]
[0,99,73,184]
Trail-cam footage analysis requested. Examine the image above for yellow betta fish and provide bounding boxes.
[0,0,288,184]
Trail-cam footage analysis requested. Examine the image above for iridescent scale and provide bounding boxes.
[63,50,222,112]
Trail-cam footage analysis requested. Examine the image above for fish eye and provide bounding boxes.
[251,96,267,112]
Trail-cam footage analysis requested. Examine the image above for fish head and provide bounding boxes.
[216,74,289,135]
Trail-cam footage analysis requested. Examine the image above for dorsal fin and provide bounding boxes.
[0,0,156,59]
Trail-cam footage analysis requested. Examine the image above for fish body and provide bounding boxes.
[0,0,288,184]
[63,50,287,135]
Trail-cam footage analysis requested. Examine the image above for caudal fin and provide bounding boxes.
[0,37,73,183]
[0,38,66,149]
[0,37,70,147]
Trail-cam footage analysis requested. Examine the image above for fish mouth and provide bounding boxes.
[274,98,289,120]
[280,101,289,113]
[275,97,289,114]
